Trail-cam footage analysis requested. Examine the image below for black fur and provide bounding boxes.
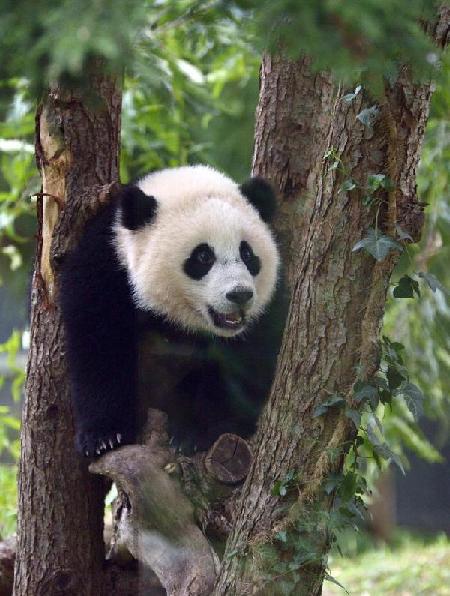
[120,184,157,231]
[240,241,261,276]
[183,243,216,280]
[60,197,139,456]
[240,177,277,223]
[59,186,285,457]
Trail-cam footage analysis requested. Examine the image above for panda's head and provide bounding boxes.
[115,166,280,338]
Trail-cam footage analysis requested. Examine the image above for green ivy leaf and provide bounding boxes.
[346,499,366,520]
[340,472,357,501]
[345,407,361,428]
[356,105,379,130]
[324,473,341,495]
[362,194,377,207]
[382,336,405,364]
[373,442,405,475]
[393,275,420,298]
[367,173,386,191]
[387,365,405,391]
[353,382,378,407]
[324,572,349,594]
[352,228,403,261]
[342,85,362,103]
[313,394,345,417]
[365,414,405,474]
[372,375,389,391]
[399,382,424,420]
[418,272,449,295]
[396,224,413,242]
[340,179,356,192]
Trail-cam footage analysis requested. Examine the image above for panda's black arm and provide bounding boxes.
[59,203,138,457]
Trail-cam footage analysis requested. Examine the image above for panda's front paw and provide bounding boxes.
[76,429,131,458]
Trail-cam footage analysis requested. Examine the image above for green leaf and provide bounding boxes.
[372,375,389,391]
[396,224,413,242]
[353,382,378,405]
[340,472,357,501]
[418,272,449,295]
[387,365,405,391]
[342,85,362,103]
[373,442,405,475]
[356,105,379,130]
[393,275,420,298]
[382,336,405,364]
[352,228,403,261]
[362,194,378,208]
[346,499,366,520]
[399,382,424,420]
[324,572,349,594]
[313,394,345,417]
[367,173,386,192]
[345,407,361,428]
[340,179,356,192]
[366,414,383,446]
[324,474,341,495]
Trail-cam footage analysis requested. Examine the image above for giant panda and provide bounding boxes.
[60,165,285,457]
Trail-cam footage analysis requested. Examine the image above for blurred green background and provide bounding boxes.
[0,2,448,593]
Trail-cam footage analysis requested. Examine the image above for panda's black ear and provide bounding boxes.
[119,185,157,231]
[239,177,277,224]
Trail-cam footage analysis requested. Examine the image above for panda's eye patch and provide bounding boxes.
[240,241,261,276]
[184,243,216,280]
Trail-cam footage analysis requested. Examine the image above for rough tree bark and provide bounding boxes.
[214,10,449,595]
[13,71,122,596]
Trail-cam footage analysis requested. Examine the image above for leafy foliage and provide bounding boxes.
[0,0,445,102]
[393,275,421,298]
[237,0,441,90]
[384,81,450,442]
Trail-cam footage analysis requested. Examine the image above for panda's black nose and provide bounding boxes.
[226,288,254,305]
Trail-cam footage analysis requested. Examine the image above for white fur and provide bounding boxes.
[114,165,279,337]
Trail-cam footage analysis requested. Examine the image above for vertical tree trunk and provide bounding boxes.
[215,9,448,593]
[14,72,121,596]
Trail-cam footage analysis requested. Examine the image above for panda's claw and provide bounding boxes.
[77,429,132,457]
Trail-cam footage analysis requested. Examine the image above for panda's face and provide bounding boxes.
[182,236,262,336]
[118,195,279,338]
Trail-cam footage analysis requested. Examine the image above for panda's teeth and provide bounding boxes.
[225,313,242,325]
[208,306,244,330]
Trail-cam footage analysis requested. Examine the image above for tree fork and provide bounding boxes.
[14,72,122,596]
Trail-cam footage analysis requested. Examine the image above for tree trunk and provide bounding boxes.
[14,71,122,596]
[214,8,449,592]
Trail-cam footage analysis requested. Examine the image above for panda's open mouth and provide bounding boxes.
[208,306,245,331]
